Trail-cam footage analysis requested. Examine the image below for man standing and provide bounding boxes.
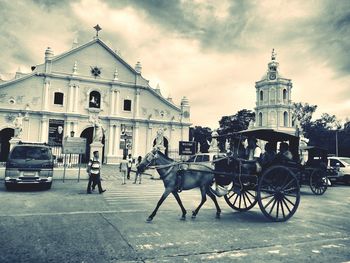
[87,151,106,194]
[126,154,133,180]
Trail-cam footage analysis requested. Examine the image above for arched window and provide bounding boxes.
[260,90,264,101]
[259,112,263,126]
[283,111,288,127]
[283,89,287,100]
[54,92,64,105]
[89,91,101,108]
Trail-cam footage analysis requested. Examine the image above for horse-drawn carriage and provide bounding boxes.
[137,128,328,223]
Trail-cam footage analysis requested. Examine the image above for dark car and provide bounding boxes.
[5,142,54,190]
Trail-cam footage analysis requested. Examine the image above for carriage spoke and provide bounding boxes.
[284,193,297,198]
[233,194,239,206]
[264,196,276,210]
[260,193,275,200]
[283,187,298,194]
[284,196,296,206]
[227,192,235,200]
[281,178,296,191]
[242,192,248,208]
[246,190,256,199]
[268,199,277,215]
[281,198,292,213]
[276,200,280,219]
[239,194,242,209]
[244,192,253,205]
[280,200,286,219]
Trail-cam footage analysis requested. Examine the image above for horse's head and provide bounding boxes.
[137,148,159,173]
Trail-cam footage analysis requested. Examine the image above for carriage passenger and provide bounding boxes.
[277,142,293,161]
[260,142,276,167]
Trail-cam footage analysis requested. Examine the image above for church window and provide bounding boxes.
[259,112,263,126]
[123,99,132,111]
[283,112,288,127]
[89,91,101,108]
[260,90,263,101]
[283,89,287,100]
[54,92,64,105]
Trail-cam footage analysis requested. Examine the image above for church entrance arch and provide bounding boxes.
[80,127,105,163]
[153,137,169,156]
[0,128,14,162]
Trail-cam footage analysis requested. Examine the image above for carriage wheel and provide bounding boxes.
[257,165,300,222]
[224,186,258,211]
[309,169,328,195]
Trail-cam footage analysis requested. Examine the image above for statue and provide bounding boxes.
[13,113,24,138]
[209,130,219,152]
[155,127,166,147]
[89,114,104,143]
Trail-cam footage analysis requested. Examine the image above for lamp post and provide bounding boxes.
[335,130,338,157]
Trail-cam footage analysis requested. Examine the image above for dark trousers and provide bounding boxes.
[127,167,131,179]
[87,173,103,193]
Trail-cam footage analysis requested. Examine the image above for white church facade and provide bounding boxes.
[0,35,191,163]
[254,49,295,134]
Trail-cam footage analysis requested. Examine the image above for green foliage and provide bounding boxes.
[292,102,317,130]
[218,109,255,134]
[190,126,212,153]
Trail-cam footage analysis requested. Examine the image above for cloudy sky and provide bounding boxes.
[0,0,349,128]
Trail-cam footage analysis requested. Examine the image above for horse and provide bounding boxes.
[137,148,222,222]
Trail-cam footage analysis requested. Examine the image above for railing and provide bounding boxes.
[51,146,82,167]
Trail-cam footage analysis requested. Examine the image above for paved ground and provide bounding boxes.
[0,166,349,262]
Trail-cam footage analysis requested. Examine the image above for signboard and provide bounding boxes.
[62,137,87,154]
[179,141,196,155]
[119,124,133,149]
[48,119,64,146]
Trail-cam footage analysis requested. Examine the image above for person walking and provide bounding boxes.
[120,156,128,185]
[126,154,133,179]
[87,151,106,194]
[133,156,143,184]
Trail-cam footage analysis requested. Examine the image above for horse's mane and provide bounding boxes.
[156,150,175,162]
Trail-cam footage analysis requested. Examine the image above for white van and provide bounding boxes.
[327,157,350,184]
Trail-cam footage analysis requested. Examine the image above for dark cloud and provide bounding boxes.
[104,0,257,52]
[304,1,350,76]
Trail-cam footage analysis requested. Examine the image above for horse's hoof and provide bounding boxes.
[216,213,221,219]
[191,211,197,219]
[146,217,153,223]
[180,215,186,221]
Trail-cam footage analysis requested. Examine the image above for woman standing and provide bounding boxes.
[133,156,143,184]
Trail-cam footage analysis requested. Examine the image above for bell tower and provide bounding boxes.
[254,49,295,133]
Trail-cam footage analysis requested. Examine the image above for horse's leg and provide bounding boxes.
[147,189,171,222]
[206,188,222,219]
[192,186,207,219]
[172,191,187,220]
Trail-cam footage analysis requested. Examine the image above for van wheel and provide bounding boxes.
[43,182,52,190]
[5,183,14,191]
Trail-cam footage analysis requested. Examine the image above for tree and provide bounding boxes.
[292,102,317,130]
[190,126,212,153]
[218,109,255,151]
[218,109,255,135]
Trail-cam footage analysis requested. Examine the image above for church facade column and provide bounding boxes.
[134,88,140,118]
[73,85,79,112]
[68,84,74,112]
[107,123,114,156]
[40,117,49,143]
[133,123,139,157]
[113,123,120,157]
[115,90,120,115]
[110,88,116,115]
[42,78,50,111]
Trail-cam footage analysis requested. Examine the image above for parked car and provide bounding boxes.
[327,157,350,185]
[5,142,54,190]
[186,153,226,168]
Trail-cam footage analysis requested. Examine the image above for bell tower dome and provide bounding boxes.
[254,49,295,134]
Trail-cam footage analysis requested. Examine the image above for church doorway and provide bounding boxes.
[153,137,169,156]
[80,127,105,163]
[0,128,14,162]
